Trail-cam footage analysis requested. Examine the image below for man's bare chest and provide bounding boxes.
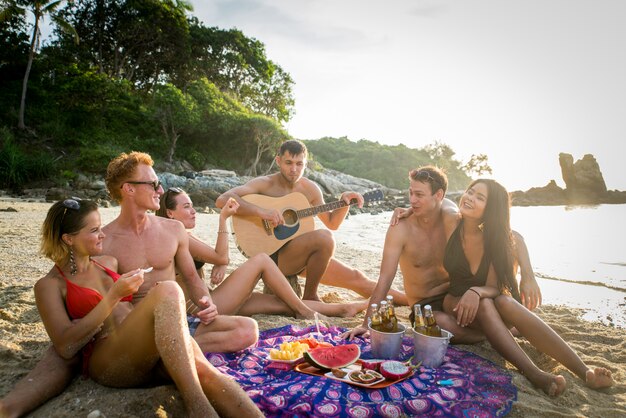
[404,230,447,269]
[104,231,178,272]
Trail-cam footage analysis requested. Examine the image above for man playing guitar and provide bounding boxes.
[216,140,407,304]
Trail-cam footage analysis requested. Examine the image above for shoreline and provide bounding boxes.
[0,200,624,416]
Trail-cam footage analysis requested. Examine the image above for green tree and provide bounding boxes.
[463,153,492,177]
[152,83,198,163]
[56,0,192,90]
[188,20,295,123]
[0,0,78,130]
[239,114,289,176]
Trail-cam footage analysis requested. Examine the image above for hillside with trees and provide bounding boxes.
[0,0,486,193]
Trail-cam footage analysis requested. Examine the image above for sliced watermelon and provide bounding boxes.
[303,344,360,371]
[379,360,411,380]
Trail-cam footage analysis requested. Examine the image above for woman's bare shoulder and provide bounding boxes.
[92,255,118,271]
[34,267,63,293]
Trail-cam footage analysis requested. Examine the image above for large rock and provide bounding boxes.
[305,168,389,197]
[510,180,566,206]
[559,153,608,203]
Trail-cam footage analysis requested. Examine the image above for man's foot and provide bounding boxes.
[585,367,614,389]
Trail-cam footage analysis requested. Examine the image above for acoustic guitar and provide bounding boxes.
[231,190,384,257]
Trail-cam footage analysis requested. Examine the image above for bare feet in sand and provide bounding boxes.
[585,367,614,389]
[530,371,567,397]
[545,375,567,397]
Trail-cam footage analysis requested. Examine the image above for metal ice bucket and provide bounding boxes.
[368,323,406,360]
[408,328,453,368]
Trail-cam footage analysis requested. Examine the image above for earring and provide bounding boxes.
[69,247,77,276]
[478,223,484,232]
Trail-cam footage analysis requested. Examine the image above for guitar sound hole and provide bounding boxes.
[282,209,298,226]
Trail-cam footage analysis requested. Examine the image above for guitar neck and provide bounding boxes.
[296,199,350,219]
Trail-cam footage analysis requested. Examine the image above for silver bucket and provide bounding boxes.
[409,328,453,368]
[368,323,406,360]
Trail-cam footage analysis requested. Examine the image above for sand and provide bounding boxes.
[0,199,624,417]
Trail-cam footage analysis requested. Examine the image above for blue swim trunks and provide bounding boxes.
[187,315,202,336]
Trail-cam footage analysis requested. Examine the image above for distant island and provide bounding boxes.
[507,153,626,206]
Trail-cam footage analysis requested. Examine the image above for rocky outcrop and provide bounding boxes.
[559,153,608,203]
[510,180,567,206]
[157,168,399,213]
[509,153,626,206]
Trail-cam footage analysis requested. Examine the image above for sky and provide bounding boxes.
[188,0,626,192]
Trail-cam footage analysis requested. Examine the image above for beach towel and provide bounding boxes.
[206,325,516,417]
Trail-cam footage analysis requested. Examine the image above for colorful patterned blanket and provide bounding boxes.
[206,325,516,417]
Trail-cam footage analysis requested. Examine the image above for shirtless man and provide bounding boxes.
[102,151,257,352]
[0,152,258,418]
[216,139,407,304]
[344,166,541,342]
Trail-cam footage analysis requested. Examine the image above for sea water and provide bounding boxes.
[337,204,626,328]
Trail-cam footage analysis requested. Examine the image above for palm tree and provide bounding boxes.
[0,0,78,130]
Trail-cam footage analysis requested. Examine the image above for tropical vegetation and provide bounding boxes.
[0,0,488,193]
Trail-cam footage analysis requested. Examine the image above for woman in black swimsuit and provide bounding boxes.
[442,179,613,396]
[156,187,367,319]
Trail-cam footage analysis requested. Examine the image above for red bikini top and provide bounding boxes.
[56,260,133,320]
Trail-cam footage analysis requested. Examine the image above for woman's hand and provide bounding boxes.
[390,207,413,226]
[520,276,542,311]
[210,264,227,285]
[453,289,480,327]
[220,197,240,219]
[112,269,144,299]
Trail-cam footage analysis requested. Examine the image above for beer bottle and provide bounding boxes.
[386,298,399,332]
[423,304,442,337]
[413,304,428,335]
[369,303,382,331]
[379,300,391,332]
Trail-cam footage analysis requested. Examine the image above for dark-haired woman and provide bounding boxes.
[32,198,261,417]
[443,179,613,396]
[157,188,367,318]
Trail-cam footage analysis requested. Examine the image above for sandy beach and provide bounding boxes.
[0,199,624,417]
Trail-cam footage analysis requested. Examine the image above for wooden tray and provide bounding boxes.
[294,360,413,389]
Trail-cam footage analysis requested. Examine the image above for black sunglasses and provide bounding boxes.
[61,197,81,223]
[410,169,435,183]
[123,180,163,191]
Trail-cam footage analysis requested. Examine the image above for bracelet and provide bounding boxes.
[468,288,481,298]
[217,230,229,234]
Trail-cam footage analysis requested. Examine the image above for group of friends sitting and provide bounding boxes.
[0,140,613,417]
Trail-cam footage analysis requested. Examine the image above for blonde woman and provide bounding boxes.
[34,198,261,417]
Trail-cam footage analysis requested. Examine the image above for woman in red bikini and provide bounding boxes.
[156,187,367,318]
[35,198,261,417]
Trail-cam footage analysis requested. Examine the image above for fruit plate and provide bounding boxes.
[294,360,413,389]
